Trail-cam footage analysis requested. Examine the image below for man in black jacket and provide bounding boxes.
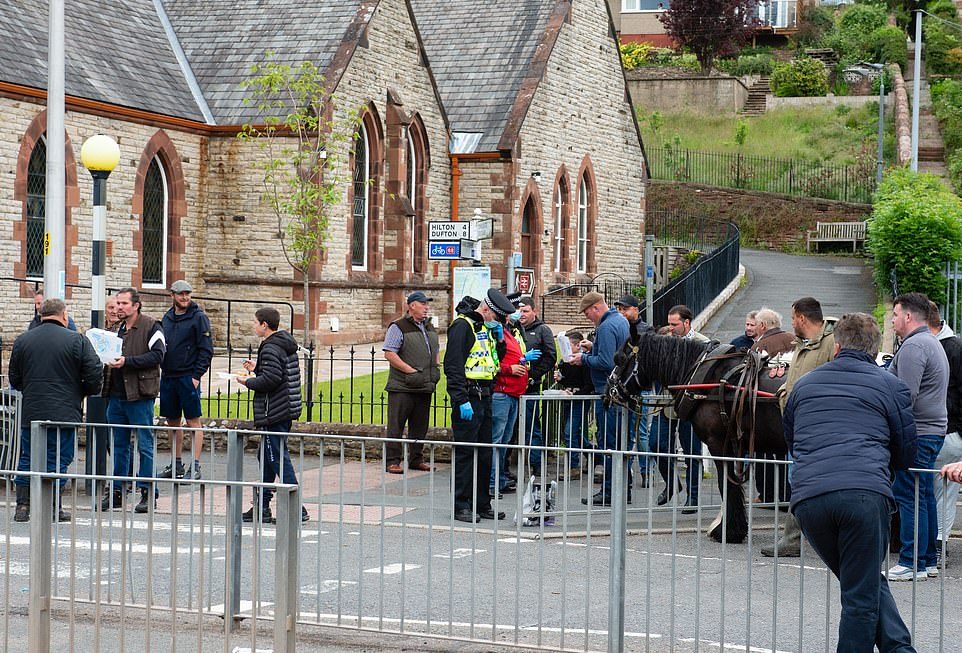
[11,298,102,522]
[517,297,554,476]
[236,307,308,523]
[785,313,916,652]
[159,280,213,481]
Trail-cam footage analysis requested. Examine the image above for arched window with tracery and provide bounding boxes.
[351,121,371,270]
[407,117,429,275]
[25,137,47,279]
[141,156,169,286]
[553,171,570,273]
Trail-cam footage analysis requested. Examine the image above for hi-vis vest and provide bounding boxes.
[456,313,499,381]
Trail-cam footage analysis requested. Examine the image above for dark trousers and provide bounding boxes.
[255,420,298,508]
[755,453,792,503]
[385,392,431,468]
[795,490,915,653]
[451,394,493,513]
[16,425,75,489]
[651,413,701,502]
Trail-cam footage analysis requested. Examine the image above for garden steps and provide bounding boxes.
[741,76,770,116]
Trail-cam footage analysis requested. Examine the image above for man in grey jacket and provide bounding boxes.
[888,292,949,581]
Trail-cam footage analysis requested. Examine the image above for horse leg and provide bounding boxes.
[707,459,748,544]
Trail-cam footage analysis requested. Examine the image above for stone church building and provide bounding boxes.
[0,0,646,345]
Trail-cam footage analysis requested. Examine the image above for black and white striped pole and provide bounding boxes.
[80,134,120,329]
[80,133,119,491]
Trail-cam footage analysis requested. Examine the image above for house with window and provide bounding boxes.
[0,0,645,345]
[609,0,800,46]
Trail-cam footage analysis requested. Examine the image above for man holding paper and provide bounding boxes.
[10,298,102,522]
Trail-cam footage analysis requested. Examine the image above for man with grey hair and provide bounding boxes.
[751,307,794,356]
[11,298,102,522]
[784,312,917,651]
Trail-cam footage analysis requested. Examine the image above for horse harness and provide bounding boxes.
[673,344,773,484]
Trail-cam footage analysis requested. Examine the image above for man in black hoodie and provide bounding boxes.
[236,307,308,523]
[158,280,213,481]
[517,297,554,477]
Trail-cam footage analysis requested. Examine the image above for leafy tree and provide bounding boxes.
[659,0,761,73]
[239,56,362,342]
[868,168,962,303]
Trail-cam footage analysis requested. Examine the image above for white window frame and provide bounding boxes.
[622,0,669,11]
[577,178,589,274]
[553,184,564,272]
[142,155,169,289]
[352,122,371,272]
[408,133,418,273]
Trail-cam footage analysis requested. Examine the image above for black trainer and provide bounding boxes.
[101,490,124,511]
[242,506,273,523]
[134,488,156,514]
[158,461,186,479]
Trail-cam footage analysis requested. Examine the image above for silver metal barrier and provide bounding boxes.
[4,413,958,653]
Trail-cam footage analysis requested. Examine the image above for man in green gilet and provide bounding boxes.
[383,291,441,474]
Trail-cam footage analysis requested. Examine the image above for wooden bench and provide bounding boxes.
[806,221,867,253]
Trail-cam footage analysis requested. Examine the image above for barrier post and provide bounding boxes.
[28,420,53,653]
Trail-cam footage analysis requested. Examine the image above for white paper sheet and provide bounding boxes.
[85,328,123,364]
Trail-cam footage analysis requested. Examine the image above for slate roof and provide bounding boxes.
[410,0,559,152]
[162,0,365,125]
[0,0,205,121]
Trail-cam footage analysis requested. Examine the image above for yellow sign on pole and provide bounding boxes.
[43,232,51,256]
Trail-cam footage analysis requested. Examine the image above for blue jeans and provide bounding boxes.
[595,400,629,496]
[651,412,701,502]
[562,399,589,468]
[107,398,156,491]
[893,433,943,570]
[523,396,544,473]
[490,393,520,489]
[795,490,915,653]
[15,425,75,489]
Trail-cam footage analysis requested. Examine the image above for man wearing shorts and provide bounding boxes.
[158,280,213,480]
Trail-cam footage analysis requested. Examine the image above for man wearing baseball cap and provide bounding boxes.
[382,291,440,474]
[158,280,213,481]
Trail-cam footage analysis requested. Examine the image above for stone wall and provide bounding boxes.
[0,95,207,345]
[767,93,894,112]
[627,73,751,114]
[195,0,452,346]
[459,0,648,298]
[891,64,913,166]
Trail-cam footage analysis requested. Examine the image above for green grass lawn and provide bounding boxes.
[203,369,452,427]
[640,104,894,165]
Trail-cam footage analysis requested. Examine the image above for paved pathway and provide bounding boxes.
[702,248,877,343]
[906,40,952,185]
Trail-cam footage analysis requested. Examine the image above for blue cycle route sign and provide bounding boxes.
[429,241,461,260]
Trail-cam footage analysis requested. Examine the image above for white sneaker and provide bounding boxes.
[926,566,939,578]
[887,564,927,581]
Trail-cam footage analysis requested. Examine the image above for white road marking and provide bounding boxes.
[300,580,357,595]
[433,548,485,559]
[363,563,421,575]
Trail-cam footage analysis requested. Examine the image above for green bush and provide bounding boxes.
[870,67,895,95]
[949,150,962,195]
[926,0,959,21]
[838,3,889,36]
[715,54,776,76]
[620,41,654,70]
[770,57,830,97]
[868,26,908,70]
[868,168,962,303]
[925,20,962,75]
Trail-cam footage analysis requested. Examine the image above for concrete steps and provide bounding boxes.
[741,76,770,116]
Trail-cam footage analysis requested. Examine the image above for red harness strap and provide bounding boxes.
[667,382,776,399]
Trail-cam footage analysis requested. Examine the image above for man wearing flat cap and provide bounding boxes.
[571,292,630,505]
[383,291,440,474]
[159,279,213,482]
[443,288,516,523]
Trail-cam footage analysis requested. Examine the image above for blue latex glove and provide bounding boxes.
[459,402,475,421]
[490,323,504,341]
[523,349,542,363]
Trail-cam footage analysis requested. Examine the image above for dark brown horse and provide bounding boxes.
[607,332,787,543]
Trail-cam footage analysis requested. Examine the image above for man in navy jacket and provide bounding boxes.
[784,313,917,653]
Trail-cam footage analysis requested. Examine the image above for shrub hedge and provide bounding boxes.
[868,168,962,303]
[770,57,830,97]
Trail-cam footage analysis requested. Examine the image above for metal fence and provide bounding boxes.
[646,146,876,204]
[2,393,957,652]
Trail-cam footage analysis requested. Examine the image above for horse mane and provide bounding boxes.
[633,332,711,387]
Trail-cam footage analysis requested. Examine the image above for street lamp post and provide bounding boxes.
[80,134,120,330]
[80,133,119,490]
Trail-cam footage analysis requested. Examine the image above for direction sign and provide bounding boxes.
[470,218,493,241]
[460,238,481,262]
[429,221,470,241]
[428,241,461,260]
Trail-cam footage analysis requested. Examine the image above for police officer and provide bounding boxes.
[443,288,516,523]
